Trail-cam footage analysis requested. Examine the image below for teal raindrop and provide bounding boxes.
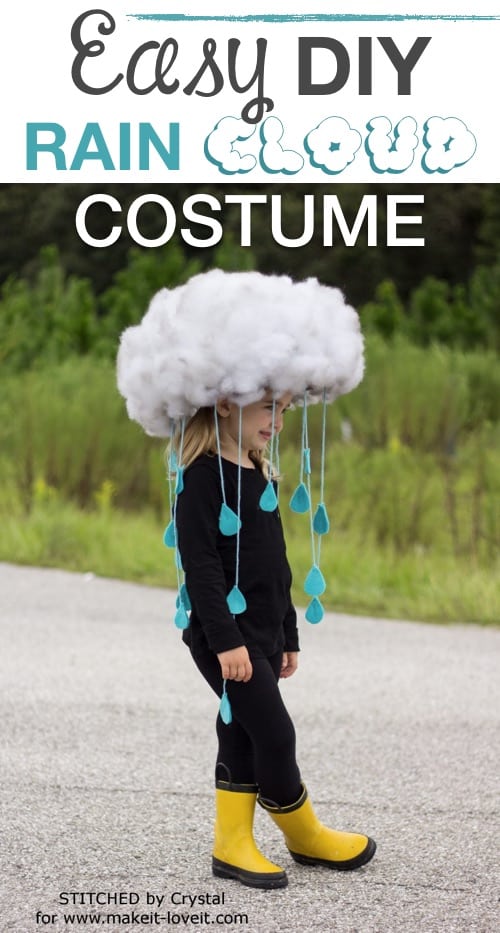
[163,520,176,548]
[169,449,178,471]
[304,564,326,596]
[289,482,310,513]
[219,685,232,725]
[313,503,330,536]
[180,583,191,611]
[219,503,242,536]
[227,585,247,615]
[174,604,190,629]
[305,597,324,624]
[259,482,278,512]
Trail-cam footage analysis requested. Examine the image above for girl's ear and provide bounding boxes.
[216,398,232,418]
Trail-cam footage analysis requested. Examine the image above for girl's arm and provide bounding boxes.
[175,460,247,655]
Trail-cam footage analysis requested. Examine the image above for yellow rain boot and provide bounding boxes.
[212,779,288,889]
[259,784,376,871]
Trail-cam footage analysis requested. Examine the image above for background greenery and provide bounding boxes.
[0,183,498,624]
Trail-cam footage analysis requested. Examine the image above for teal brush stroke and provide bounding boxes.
[128,14,500,23]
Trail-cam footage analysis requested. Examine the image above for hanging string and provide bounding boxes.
[214,406,241,536]
[259,398,278,511]
[169,417,190,629]
[236,405,243,587]
[174,418,186,495]
[173,416,186,561]
[320,391,327,504]
[300,404,307,484]
[269,399,276,473]
[301,393,326,622]
[163,418,184,550]
[275,426,281,502]
[289,399,311,513]
[220,406,245,727]
[303,397,317,570]
[214,407,228,508]
[313,390,330,546]
[223,405,246,615]
[173,418,186,570]
[163,419,177,549]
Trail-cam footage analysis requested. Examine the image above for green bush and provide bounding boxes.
[0,247,99,370]
[1,345,498,565]
[360,263,500,350]
[0,237,255,371]
[1,344,498,624]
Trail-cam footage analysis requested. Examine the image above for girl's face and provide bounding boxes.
[217,392,293,462]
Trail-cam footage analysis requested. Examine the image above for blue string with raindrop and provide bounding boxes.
[214,408,242,536]
[163,418,178,550]
[313,391,331,543]
[219,406,247,727]
[289,400,311,514]
[305,393,331,623]
[303,397,326,616]
[290,394,327,624]
[226,406,247,616]
[163,418,191,630]
[259,398,279,512]
[275,428,281,502]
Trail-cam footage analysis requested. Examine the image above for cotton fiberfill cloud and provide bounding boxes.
[117,269,364,436]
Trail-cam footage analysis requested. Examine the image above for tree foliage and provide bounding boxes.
[0,182,498,305]
[0,183,499,371]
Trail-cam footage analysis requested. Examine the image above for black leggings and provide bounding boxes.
[192,649,302,806]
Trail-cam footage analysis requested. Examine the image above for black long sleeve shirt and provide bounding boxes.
[175,453,300,659]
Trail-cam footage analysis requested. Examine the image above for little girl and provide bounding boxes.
[117,270,376,890]
[172,393,375,890]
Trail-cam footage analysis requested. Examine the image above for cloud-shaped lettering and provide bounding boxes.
[304,117,361,175]
[259,116,304,174]
[366,116,418,173]
[204,116,256,175]
[422,116,476,173]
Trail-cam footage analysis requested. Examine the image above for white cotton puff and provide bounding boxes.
[116,269,364,436]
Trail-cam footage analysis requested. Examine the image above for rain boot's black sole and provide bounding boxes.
[289,837,377,871]
[212,857,288,889]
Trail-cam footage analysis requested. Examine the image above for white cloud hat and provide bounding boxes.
[117,269,364,436]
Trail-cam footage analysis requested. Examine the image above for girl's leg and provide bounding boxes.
[193,649,302,806]
[193,649,255,783]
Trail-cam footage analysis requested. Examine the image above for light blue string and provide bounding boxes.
[303,393,317,568]
[172,417,186,594]
[213,408,228,508]
[318,391,328,565]
[299,403,307,484]
[166,421,176,530]
[268,398,276,478]
[275,430,281,501]
[234,406,243,598]
[320,390,327,504]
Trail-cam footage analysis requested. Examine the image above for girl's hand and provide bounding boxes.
[280,652,299,679]
[217,646,253,682]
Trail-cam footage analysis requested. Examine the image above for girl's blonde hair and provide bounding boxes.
[167,407,268,474]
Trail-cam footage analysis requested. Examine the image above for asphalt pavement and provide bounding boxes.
[1,563,499,933]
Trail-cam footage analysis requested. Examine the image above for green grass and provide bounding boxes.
[1,493,498,626]
[0,345,498,626]
[286,526,499,625]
